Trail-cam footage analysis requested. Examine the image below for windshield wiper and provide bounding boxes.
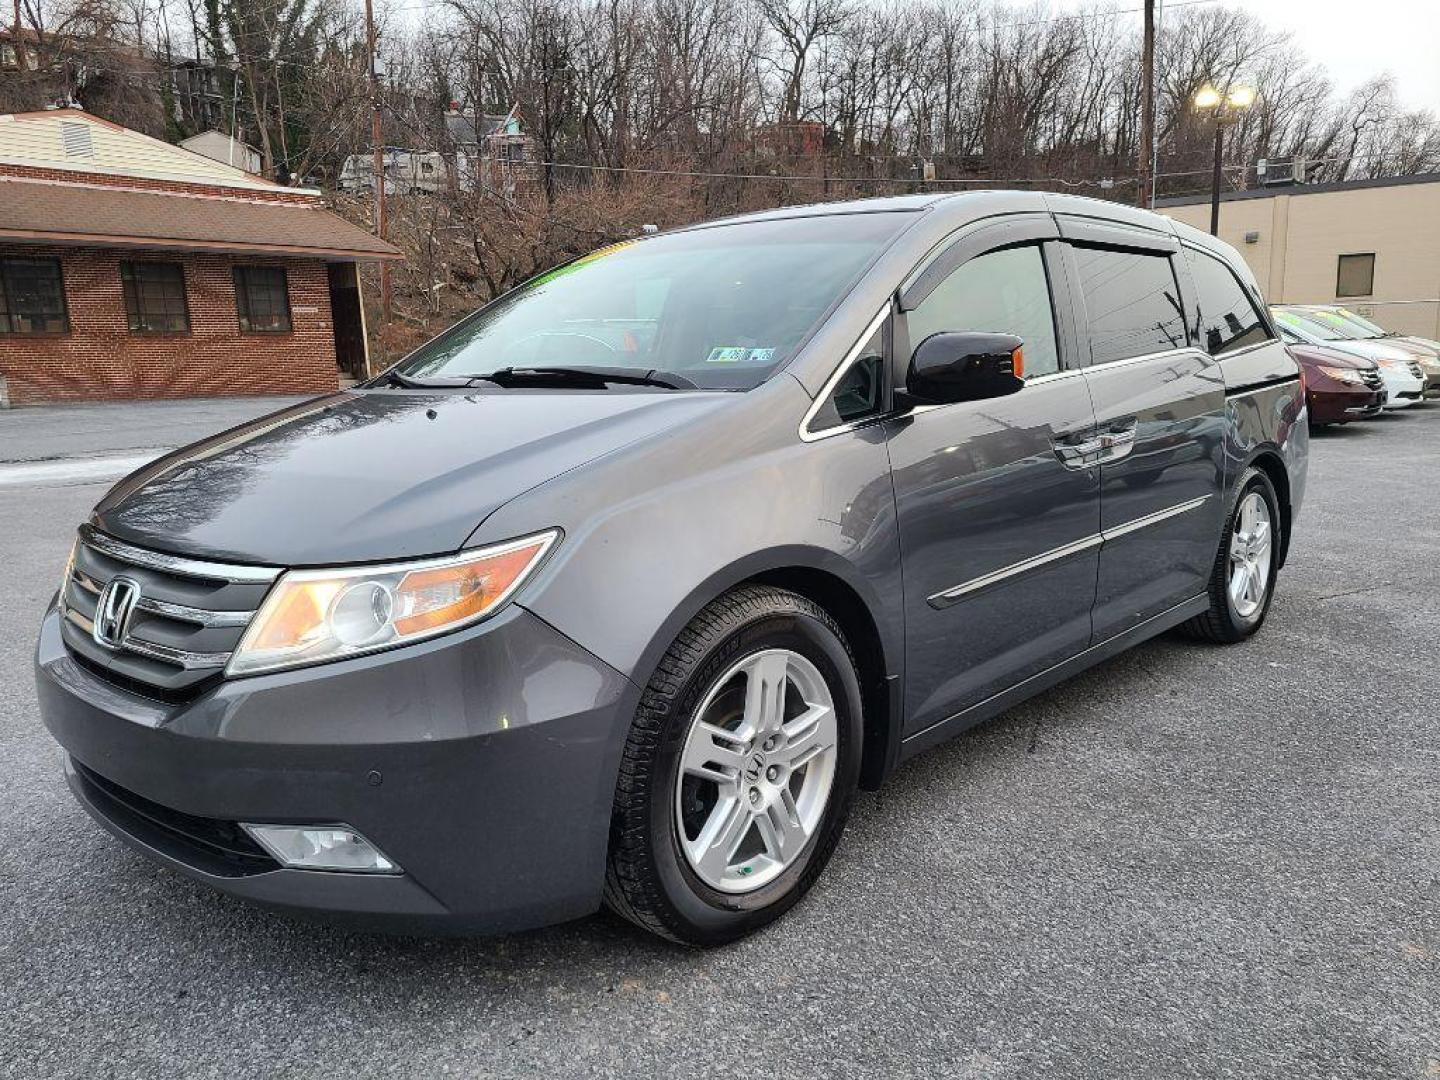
[375,369,476,389]
[460,366,698,390]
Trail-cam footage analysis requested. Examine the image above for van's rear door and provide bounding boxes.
[1056,217,1227,641]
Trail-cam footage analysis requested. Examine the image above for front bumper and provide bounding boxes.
[1307,386,1385,424]
[1380,373,1425,409]
[35,601,635,934]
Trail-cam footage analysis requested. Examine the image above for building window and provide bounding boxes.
[234,266,292,332]
[0,257,69,335]
[120,261,190,333]
[1336,253,1375,298]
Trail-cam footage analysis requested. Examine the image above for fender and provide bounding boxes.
[615,543,902,696]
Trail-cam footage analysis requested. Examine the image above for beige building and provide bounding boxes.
[1157,173,1440,340]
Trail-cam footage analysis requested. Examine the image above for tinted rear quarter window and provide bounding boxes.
[1070,245,1186,365]
[1184,247,1272,356]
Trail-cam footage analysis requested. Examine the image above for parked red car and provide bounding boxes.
[1288,343,1386,427]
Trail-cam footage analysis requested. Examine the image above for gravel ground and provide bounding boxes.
[0,404,1436,1079]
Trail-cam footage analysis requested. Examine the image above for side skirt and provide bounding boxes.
[896,593,1209,764]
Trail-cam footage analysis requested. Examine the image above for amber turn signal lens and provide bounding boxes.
[392,543,550,637]
[1011,347,1025,378]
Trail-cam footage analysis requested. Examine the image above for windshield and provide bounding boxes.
[1314,308,1388,338]
[1274,308,1352,342]
[1303,308,1381,340]
[395,214,911,391]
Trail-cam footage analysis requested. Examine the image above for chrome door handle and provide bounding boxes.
[1100,426,1134,449]
[1053,426,1135,469]
[1053,434,1106,468]
[1098,425,1136,462]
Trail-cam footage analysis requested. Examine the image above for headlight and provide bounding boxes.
[227,530,559,676]
[1317,366,1364,384]
[1375,357,1406,370]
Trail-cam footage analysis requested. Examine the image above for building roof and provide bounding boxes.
[1156,171,1440,208]
[0,109,301,193]
[0,176,402,260]
[444,111,519,146]
[179,130,261,156]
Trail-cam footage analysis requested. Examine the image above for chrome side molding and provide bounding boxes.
[927,494,1212,609]
[927,534,1104,608]
[1098,495,1211,542]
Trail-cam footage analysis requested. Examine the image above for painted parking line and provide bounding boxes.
[0,452,165,487]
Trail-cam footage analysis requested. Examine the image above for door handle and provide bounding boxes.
[1052,433,1106,468]
[1098,423,1137,462]
[1053,424,1135,469]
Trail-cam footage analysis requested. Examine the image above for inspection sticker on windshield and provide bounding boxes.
[706,346,775,363]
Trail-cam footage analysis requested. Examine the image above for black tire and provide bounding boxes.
[1181,466,1282,643]
[604,585,863,946]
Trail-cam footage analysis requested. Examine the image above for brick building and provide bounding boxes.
[0,109,401,406]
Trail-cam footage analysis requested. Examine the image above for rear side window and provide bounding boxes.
[1184,247,1272,356]
[905,244,1060,377]
[1070,245,1185,365]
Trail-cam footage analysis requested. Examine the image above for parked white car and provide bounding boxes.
[1292,305,1440,399]
[1272,307,1426,409]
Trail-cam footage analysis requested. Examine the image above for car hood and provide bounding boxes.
[1316,338,1419,364]
[1387,336,1440,362]
[92,388,732,566]
[1287,343,1374,370]
[1394,335,1440,355]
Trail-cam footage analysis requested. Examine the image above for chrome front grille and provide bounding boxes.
[59,524,279,699]
[1408,361,1425,379]
[1359,368,1384,391]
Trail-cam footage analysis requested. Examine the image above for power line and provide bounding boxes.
[1154,149,1438,181]
[388,0,1221,24]
[535,158,1137,188]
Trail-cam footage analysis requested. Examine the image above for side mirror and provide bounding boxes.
[905,332,1026,405]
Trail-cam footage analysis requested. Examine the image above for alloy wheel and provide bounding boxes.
[674,649,839,893]
[1228,491,1273,619]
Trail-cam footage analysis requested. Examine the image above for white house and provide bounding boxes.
[178,130,262,175]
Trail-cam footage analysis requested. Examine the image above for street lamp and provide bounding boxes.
[1194,84,1257,235]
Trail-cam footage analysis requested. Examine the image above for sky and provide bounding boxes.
[1254,0,1439,111]
[1042,0,1439,112]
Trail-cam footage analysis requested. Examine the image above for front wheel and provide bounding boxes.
[1181,466,1282,643]
[604,585,862,946]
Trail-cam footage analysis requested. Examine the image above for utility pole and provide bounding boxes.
[12,0,27,72]
[1136,0,1155,207]
[1209,119,1224,235]
[363,0,391,326]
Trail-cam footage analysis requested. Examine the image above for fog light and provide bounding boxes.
[241,824,400,874]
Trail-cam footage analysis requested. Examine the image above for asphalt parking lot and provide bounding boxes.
[1,400,1437,1079]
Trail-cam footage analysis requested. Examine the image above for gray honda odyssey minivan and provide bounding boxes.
[36,192,1307,945]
